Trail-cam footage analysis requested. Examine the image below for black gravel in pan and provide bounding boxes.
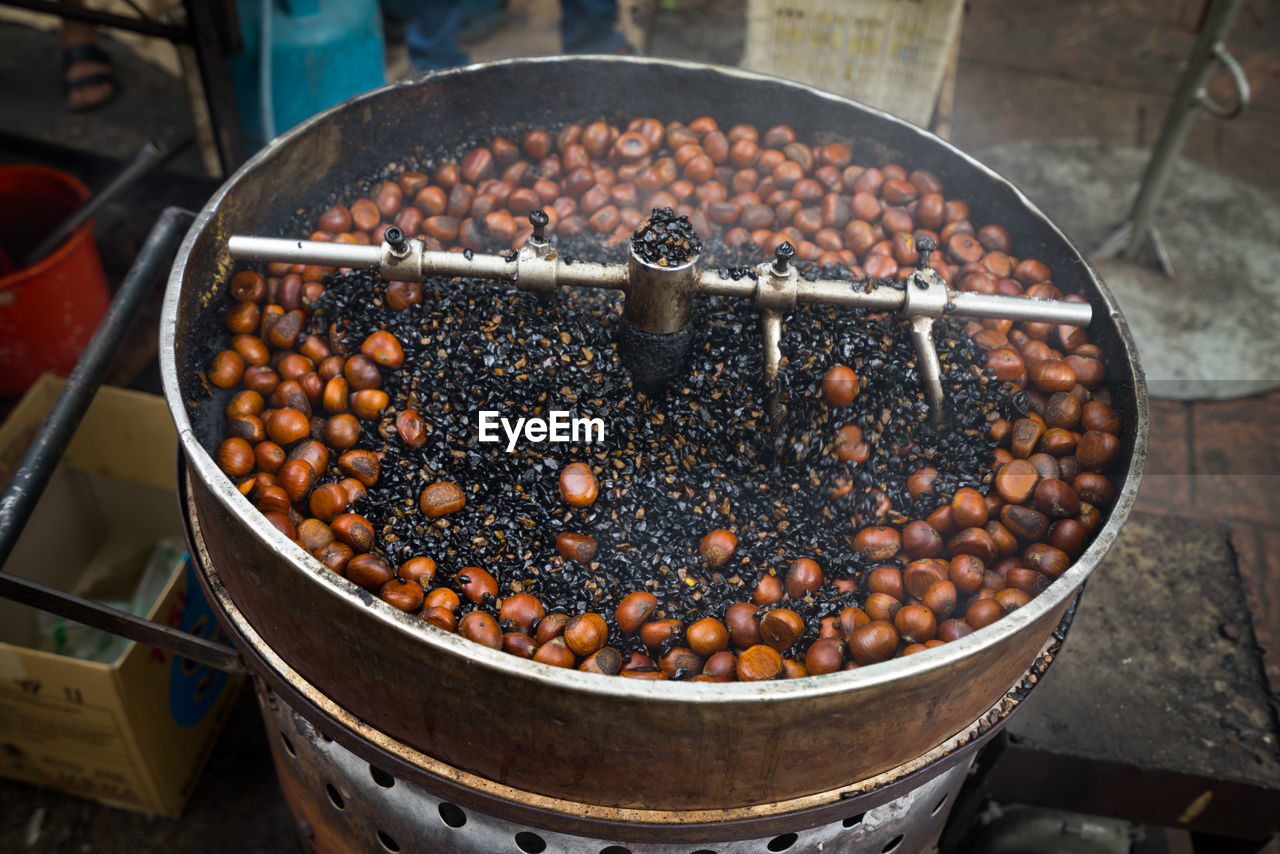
[631,207,702,267]
[302,233,1001,663]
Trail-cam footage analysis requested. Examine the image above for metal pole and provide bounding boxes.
[0,207,244,673]
[0,0,191,41]
[1122,0,1247,263]
[23,140,167,268]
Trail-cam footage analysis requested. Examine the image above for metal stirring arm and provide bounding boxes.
[228,217,1092,426]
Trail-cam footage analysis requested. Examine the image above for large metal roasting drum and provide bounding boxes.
[160,57,1148,824]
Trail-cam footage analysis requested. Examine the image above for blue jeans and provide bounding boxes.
[407,0,623,71]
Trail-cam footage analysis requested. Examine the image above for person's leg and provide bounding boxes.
[62,0,115,111]
[406,0,471,72]
[560,0,626,54]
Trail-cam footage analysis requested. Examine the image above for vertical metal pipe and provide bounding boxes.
[1123,0,1245,260]
[910,316,945,427]
[761,310,785,432]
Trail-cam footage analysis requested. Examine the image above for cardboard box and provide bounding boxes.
[0,375,242,816]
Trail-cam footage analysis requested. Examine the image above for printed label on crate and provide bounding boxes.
[168,556,232,727]
[0,683,145,804]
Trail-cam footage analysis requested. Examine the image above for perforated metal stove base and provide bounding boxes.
[260,683,970,854]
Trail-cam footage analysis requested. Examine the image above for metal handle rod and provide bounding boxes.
[228,235,382,268]
[24,140,167,268]
[0,207,244,675]
[231,235,1091,328]
[1123,0,1246,261]
[228,235,631,290]
[948,290,1092,326]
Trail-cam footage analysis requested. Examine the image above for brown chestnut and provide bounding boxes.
[752,572,784,606]
[457,566,498,603]
[759,608,805,650]
[785,557,823,598]
[949,554,986,595]
[822,364,860,407]
[737,644,783,681]
[950,487,988,529]
[686,617,730,657]
[904,558,948,599]
[995,460,1039,505]
[330,513,374,553]
[564,612,609,657]
[459,611,503,649]
[852,526,901,561]
[1077,430,1121,471]
[804,638,845,674]
[725,601,762,648]
[400,556,437,586]
[848,620,899,665]
[345,553,393,590]
[639,618,682,650]
[922,579,957,620]
[864,592,903,623]
[616,591,658,634]
[699,528,738,568]
[379,577,425,612]
[559,461,598,507]
[533,637,576,668]
[556,532,598,563]
[420,481,466,517]
[894,605,937,643]
[965,598,1005,630]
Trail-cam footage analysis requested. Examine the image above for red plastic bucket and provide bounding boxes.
[0,165,110,397]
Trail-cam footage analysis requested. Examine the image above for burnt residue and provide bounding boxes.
[291,223,1000,661]
[631,207,702,267]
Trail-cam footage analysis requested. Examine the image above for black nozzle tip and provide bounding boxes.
[384,225,406,251]
[529,209,549,241]
[915,235,936,268]
[773,241,795,272]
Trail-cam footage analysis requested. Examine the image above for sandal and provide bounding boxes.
[63,43,117,112]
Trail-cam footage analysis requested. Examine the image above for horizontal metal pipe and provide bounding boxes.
[227,236,1092,328]
[418,249,517,280]
[949,291,1092,326]
[0,572,244,673]
[228,235,381,269]
[553,261,630,290]
[798,279,908,311]
[697,271,758,299]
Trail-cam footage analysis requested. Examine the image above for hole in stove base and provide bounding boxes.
[326,784,344,810]
[881,834,904,853]
[599,847,632,854]
[688,849,718,854]
[931,793,948,815]
[767,833,798,851]
[370,764,395,788]
[279,732,296,758]
[515,831,548,853]
[841,812,865,828]
[377,829,400,852]
[438,802,467,828]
